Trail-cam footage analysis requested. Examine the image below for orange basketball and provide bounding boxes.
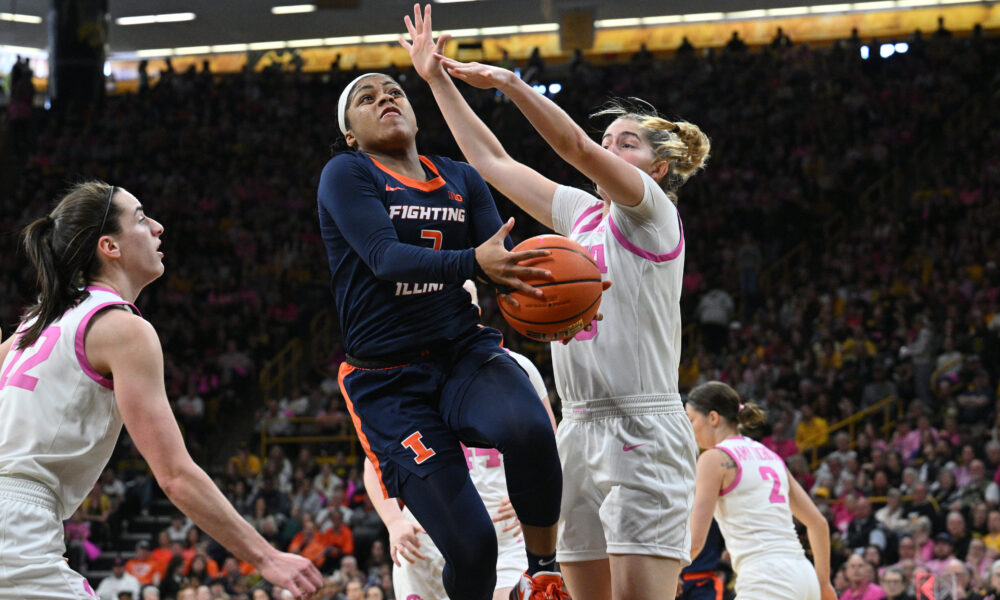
[498,235,603,342]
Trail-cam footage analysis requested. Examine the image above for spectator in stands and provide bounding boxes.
[323,506,354,572]
[904,483,940,526]
[876,488,909,533]
[841,553,887,600]
[967,538,991,589]
[762,419,799,460]
[313,463,342,502]
[848,497,888,553]
[166,513,192,544]
[98,557,142,600]
[797,403,830,453]
[925,533,958,575]
[963,460,1000,506]
[983,560,1000,600]
[943,559,981,599]
[945,510,972,559]
[127,540,161,587]
[287,513,331,569]
[695,285,734,353]
[879,566,913,600]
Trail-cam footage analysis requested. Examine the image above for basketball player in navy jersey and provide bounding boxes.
[316,71,567,599]
[678,520,725,600]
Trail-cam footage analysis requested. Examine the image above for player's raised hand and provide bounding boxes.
[388,518,428,566]
[474,217,551,302]
[400,4,451,82]
[258,550,323,600]
[435,55,516,91]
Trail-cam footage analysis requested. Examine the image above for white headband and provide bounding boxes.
[337,72,383,135]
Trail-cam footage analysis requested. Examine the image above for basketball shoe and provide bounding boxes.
[509,570,570,600]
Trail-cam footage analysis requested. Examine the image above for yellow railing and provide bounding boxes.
[309,308,336,378]
[807,396,903,470]
[258,339,303,403]
[260,417,360,462]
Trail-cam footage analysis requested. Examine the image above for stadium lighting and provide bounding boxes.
[0,12,43,24]
[116,13,196,26]
[860,45,870,59]
[880,43,895,58]
[548,83,562,95]
[271,5,317,15]
[894,42,909,53]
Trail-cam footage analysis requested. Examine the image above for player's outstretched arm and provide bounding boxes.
[787,469,837,600]
[400,3,559,229]
[87,310,323,600]
[435,56,649,209]
[363,458,427,566]
[689,449,726,559]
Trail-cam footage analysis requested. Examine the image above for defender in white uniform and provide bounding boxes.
[407,12,712,594]
[685,381,836,600]
[363,287,553,600]
[0,182,321,600]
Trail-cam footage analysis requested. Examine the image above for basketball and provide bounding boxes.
[498,235,604,342]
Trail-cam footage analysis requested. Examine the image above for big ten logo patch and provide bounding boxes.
[448,191,464,203]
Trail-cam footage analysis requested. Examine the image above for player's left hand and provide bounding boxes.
[400,4,451,82]
[492,496,522,536]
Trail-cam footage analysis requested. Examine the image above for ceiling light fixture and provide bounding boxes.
[0,12,43,24]
[116,12,196,26]
[271,5,317,15]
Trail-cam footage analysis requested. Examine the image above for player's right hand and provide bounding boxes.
[389,519,428,566]
[475,217,551,303]
[258,550,323,600]
[400,4,451,82]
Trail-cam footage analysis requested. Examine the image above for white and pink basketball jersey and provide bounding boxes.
[0,286,138,519]
[550,166,684,418]
[712,436,805,573]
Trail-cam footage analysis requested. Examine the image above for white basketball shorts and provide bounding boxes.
[734,554,821,600]
[556,409,698,563]
[0,476,97,599]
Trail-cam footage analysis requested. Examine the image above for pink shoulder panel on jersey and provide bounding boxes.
[75,299,140,390]
[572,203,604,235]
[715,445,742,497]
[607,212,684,263]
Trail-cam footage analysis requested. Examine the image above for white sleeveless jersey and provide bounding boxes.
[713,436,805,573]
[550,167,684,418]
[403,351,547,519]
[0,286,138,519]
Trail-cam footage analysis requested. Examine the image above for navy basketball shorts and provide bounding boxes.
[338,326,523,498]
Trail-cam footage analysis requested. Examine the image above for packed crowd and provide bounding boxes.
[2,21,999,600]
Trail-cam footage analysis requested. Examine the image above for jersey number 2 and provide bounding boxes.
[759,466,787,504]
[0,326,62,392]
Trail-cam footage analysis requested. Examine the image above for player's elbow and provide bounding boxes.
[153,459,199,500]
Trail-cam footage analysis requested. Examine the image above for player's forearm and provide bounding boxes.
[497,75,591,166]
[806,519,833,583]
[157,462,275,567]
[426,75,509,177]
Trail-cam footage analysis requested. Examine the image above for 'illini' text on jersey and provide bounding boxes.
[318,151,510,358]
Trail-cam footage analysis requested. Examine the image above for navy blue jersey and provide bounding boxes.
[318,151,510,357]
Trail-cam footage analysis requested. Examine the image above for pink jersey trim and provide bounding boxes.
[572,204,603,234]
[75,302,134,390]
[85,287,142,317]
[607,213,684,263]
[716,445,742,497]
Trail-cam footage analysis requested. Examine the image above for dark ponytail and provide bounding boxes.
[17,181,121,350]
[687,381,766,433]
